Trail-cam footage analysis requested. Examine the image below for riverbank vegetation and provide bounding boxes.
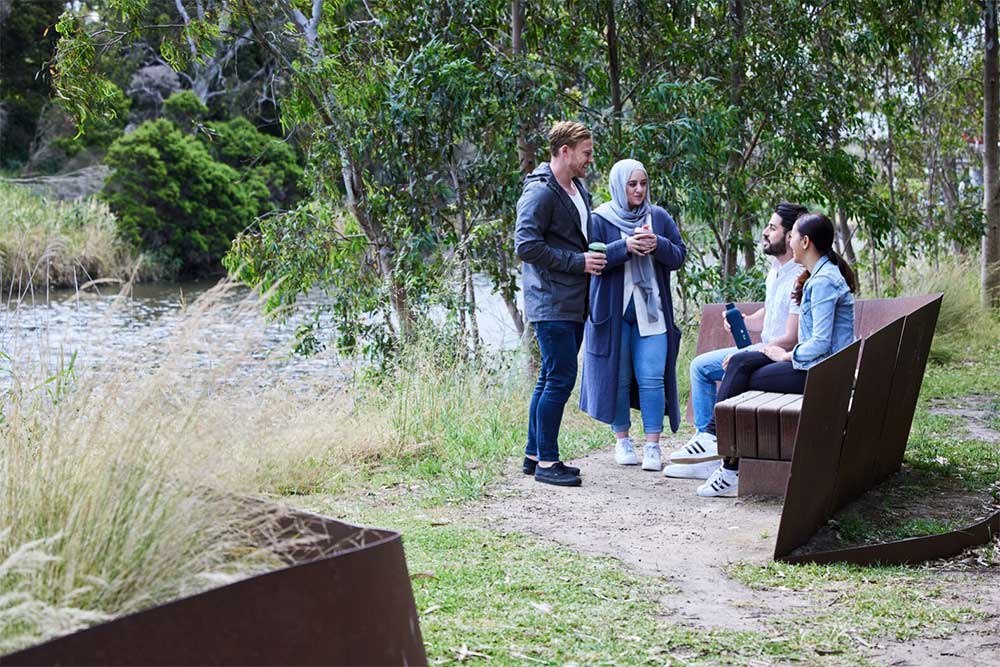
[3,1,997,362]
[2,262,997,657]
[0,182,147,292]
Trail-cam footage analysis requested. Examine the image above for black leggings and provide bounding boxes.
[706,351,806,470]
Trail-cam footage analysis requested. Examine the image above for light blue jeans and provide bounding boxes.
[612,319,667,434]
[689,345,739,432]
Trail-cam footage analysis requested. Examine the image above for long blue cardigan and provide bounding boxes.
[579,205,687,432]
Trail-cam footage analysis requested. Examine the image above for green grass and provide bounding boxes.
[727,561,981,644]
[298,500,983,666]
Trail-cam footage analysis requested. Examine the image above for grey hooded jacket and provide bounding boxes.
[515,162,591,323]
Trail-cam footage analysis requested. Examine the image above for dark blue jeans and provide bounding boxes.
[525,320,585,463]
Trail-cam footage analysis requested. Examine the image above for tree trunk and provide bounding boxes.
[884,59,898,291]
[606,0,622,159]
[511,0,536,176]
[512,0,536,368]
[984,0,1000,308]
[836,207,857,264]
[722,0,745,278]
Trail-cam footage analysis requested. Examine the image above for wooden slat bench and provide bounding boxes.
[693,295,943,499]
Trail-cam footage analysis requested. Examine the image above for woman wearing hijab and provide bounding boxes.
[580,159,686,471]
[695,212,857,497]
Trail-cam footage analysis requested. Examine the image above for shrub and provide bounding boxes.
[102,118,259,276]
[162,90,208,132]
[199,117,304,207]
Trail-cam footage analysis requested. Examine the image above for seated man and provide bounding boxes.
[663,202,806,479]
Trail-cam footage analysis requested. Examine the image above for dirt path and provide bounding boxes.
[477,437,813,632]
[475,437,1000,663]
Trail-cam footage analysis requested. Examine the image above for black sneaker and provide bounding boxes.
[534,461,582,487]
[522,457,580,476]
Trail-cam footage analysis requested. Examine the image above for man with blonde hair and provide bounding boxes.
[515,121,606,487]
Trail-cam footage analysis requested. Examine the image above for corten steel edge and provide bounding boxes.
[4,506,427,667]
[773,340,861,559]
[829,316,906,511]
[869,296,943,485]
[781,510,1000,566]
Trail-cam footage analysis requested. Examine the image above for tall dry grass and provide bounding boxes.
[0,279,536,651]
[0,183,151,294]
[900,257,1000,362]
[0,282,341,651]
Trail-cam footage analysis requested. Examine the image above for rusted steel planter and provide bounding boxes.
[781,510,1000,567]
[4,508,427,666]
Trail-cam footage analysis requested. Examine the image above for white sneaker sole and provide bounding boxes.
[641,458,661,471]
[615,455,639,465]
[669,451,723,465]
[663,461,719,479]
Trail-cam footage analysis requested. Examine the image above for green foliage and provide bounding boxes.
[162,90,208,131]
[0,0,63,167]
[102,119,259,276]
[50,84,132,164]
[199,117,304,208]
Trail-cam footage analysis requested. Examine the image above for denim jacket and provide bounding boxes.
[791,256,856,371]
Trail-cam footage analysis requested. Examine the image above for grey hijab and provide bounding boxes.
[593,159,660,323]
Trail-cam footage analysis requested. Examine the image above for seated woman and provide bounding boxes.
[695,212,856,497]
[580,159,686,471]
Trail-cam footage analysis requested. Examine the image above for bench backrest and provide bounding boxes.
[773,294,943,559]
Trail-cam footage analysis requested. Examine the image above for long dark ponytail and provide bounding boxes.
[791,213,857,304]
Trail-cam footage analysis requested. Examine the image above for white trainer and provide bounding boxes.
[641,443,662,471]
[662,459,720,480]
[614,438,639,465]
[668,431,721,464]
[696,464,739,497]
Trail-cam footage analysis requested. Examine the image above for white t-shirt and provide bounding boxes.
[568,189,588,242]
[761,258,804,344]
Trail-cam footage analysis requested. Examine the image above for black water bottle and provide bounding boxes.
[725,302,752,349]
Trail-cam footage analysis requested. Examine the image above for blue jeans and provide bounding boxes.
[689,346,738,432]
[525,320,584,462]
[612,318,667,434]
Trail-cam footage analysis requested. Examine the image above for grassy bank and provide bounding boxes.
[2,260,998,660]
[0,182,149,292]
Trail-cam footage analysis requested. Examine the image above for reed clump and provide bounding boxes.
[0,183,150,293]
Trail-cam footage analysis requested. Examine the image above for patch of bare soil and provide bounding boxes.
[866,571,1000,667]
[475,435,815,633]
[928,394,1000,443]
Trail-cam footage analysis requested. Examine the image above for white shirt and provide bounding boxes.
[761,257,804,344]
[620,216,666,337]
[568,189,588,242]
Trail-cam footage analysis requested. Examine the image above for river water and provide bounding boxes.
[0,276,524,391]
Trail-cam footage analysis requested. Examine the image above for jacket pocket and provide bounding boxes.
[585,314,612,357]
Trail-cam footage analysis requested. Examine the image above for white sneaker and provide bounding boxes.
[668,432,721,464]
[641,443,662,471]
[696,464,739,497]
[662,460,720,479]
[614,438,639,465]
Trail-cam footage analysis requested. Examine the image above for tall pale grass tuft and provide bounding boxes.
[900,258,1000,362]
[0,277,540,649]
[0,183,151,293]
[0,281,367,651]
